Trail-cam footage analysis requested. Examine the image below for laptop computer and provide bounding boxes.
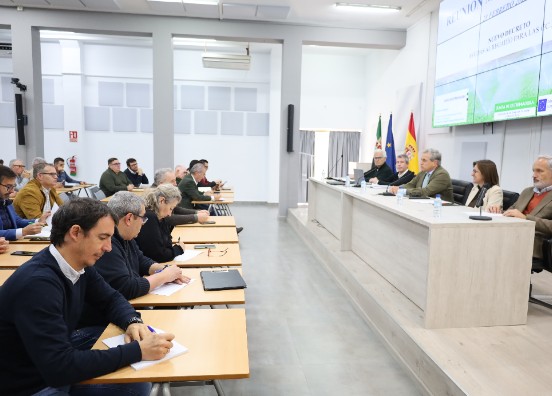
[200,270,247,291]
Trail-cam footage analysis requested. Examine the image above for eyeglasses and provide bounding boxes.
[0,183,15,191]
[208,247,228,257]
[111,163,121,166]
[132,213,148,224]
[12,164,24,168]
[39,172,58,177]
[373,157,384,160]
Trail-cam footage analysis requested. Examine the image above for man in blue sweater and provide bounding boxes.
[0,198,175,396]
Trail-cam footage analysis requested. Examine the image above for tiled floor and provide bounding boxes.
[170,204,421,396]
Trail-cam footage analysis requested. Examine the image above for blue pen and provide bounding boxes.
[147,325,156,333]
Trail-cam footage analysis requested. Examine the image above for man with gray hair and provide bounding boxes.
[374,153,415,186]
[13,162,62,219]
[80,191,189,327]
[496,155,552,259]
[9,159,30,192]
[389,148,453,202]
[177,162,218,210]
[364,149,394,184]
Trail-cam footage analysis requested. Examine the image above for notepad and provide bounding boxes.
[102,327,188,370]
[173,250,203,262]
[150,279,195,296]
[200,269,247,291]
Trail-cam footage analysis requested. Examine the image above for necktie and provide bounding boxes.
[422,173,430,188]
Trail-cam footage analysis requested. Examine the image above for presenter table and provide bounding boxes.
[172,227,238,244]
[171,244,242,267]
[0,243,46,268]
[308,178,535,328]
[128,268,245,307]
[177,216,236,227]
[85,309,249,386]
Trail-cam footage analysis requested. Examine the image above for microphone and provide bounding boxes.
[326,154,343,180]
[469,183,492,221]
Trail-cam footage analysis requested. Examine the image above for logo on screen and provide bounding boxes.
[538,99,548,113]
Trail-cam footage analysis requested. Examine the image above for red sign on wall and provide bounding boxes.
[69,130,78,142]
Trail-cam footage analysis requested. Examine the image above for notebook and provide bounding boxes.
[200,270,247,291]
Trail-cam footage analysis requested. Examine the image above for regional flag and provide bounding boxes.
[374,115,382,150]
[404,112,419,174]
[385,114,396,173]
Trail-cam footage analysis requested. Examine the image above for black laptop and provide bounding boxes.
[200,270,247,291]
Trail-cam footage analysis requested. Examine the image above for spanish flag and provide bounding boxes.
[404,112,419,174]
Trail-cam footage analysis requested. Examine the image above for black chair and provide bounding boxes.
[529,237,552,309]
[451,179,473,205]
[502,190,519,211]
[89,186,106,201]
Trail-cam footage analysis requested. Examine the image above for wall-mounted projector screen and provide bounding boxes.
[433,0,552,127]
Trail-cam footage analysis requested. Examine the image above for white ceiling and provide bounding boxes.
[0,0,442,30]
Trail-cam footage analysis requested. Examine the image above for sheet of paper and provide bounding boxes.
[150,278,195,296]
[173,250,203,262]
[368,184,388,189]
[46,203,59,228]
[102,327,188,370]
[464,211,503,217]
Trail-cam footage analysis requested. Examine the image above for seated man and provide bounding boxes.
[364,149,394,184]
[9,158,30,192]
[389,148,454,202]
[373,153,415,186]
[80,192,189,327]
[198,159,223,189]
[174,164,187,185]
[14,162,63,219]
[0,166,48,240]
[497,155,552,259]
[54,157,86,186]
[151,168,209,225]
[0,198,173,396]
[99,157,134,197]
[124,158,149,187]
[177,162,218,210]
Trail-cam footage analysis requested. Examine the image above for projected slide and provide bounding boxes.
[537,52,552,115]
[433,77,476,127]
[435,26,479,86]
[542,0,552,54]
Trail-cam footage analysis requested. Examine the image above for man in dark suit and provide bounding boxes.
[0,165,48,241]
[177,163,218,210]
[364,149,394,183]
[373,153,415,186]
[389,148,454,202]
[495,155,552,258]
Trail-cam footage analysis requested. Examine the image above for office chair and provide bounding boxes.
[502,190,519,211]
[89,186,106,201]
[451,179,473,205]
[529,237,552,309]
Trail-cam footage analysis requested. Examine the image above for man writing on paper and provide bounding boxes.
[80,192,189,327]
[0,198,174,396]
[13,162,62,220]
[389,148,454,202]
[0,165,49,240]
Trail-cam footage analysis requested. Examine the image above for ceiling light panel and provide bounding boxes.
[148,0,185,13]
[256,5,290,19]
[222,3,257,19]
[334,3,402,12]
[183,2,220,18]
[80,0,122,11]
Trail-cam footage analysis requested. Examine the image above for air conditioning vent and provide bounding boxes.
[202,53,251,70]
[0,43,12,58]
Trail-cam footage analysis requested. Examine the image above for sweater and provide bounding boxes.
[0,248,142,395]
[135,210,184,263]
[124,168,149,187]
[99,168,131,197]
[13,178,64,219]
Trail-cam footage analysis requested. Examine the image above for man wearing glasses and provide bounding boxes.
[99,157,134,197]
[14,162,62,220]
[9,158,31,192]
[364,149,394,184]
[124,157,149,188]
[0,166,49,240]
[80,192,189,327]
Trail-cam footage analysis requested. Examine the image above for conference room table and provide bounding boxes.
[171,243,242,267]
[128,268,244,307]
[172,226,239,244]
[178,216,236,227]
[57,183,95,197]
[308,177,535,328]
[84,309,249,391]
[101,189,146,202]
[0,243,46,268]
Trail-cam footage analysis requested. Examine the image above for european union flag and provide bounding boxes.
[385,114,396,173]
[538,99,547,112]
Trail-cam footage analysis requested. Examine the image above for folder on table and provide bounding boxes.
[200,270,247,291]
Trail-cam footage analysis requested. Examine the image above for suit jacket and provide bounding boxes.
[511,187,552,259]
[465,184,503,211]
[364,163,394,183]
[402,165,454,203]
[0,201,33,240]
[379,170,415,186]
[13,179,63,219]
[178,174,211,210]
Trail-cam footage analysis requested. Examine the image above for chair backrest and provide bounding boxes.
[58,192,71,203]
[502,190,519,211]
[451,179,473,205]
[88,186,106,200]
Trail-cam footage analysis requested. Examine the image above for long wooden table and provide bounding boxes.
[57,183,95,197]
[172,227,238,244]
[0,243,46,268]
[84,309,249,384]
[171,244,242,267]
[308,178,535,328]
[177,216,236,227]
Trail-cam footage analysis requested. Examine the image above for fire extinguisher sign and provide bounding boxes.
[69,130,78,142]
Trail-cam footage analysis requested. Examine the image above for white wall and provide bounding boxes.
[0,55,16,163]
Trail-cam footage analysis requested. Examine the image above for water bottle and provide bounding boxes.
[345,176,351,187]
[321,169,326,179]
[360,179,367,192]
[397,188,405,205]
[433,194,442,218]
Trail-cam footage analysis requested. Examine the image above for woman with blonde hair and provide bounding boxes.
[135,184,186,263]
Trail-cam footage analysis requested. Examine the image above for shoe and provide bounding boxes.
[236,226,243,234]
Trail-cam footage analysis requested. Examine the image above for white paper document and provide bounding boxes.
[173,250,203,262]
[464,211,503,217]
[150,278,195,296]
[102,327,188,370]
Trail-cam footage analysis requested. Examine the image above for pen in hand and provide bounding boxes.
[147,325,156,333]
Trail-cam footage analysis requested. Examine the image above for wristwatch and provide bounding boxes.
[125,316,144,330]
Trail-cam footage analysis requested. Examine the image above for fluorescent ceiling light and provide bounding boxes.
[334,3,401,12]
[202,52,251,70]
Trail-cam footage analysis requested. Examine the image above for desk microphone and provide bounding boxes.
[469,184,492,221]
[326,154,343,179]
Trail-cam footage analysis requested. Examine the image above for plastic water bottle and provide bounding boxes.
[433,194,442,218]
[345,176,351,187]
[321,169,326,179]
[397,188,405,205]
[360,179,367,192]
